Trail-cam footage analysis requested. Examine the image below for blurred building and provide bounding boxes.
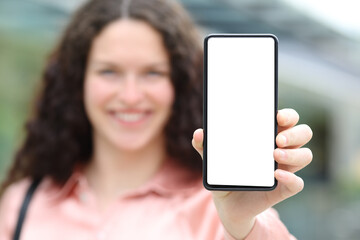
[180,0,360,184]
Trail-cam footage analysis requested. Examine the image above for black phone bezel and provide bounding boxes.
[203,34,278,191]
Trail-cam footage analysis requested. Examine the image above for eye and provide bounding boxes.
[144,70,169,79]
[146,70,162,76]
[99,69,115,76]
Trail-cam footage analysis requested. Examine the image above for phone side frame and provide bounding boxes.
[203,34,278,191]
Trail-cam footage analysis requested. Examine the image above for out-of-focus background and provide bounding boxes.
[0,0,359,238]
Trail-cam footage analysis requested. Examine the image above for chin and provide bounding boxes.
[114,138,152,152]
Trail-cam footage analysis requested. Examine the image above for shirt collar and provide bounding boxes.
[46,158,202,202]
[138,158,202,197]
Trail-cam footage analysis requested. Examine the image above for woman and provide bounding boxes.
[0,0,313,239]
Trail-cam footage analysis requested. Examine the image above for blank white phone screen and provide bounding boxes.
[207,36,276,187]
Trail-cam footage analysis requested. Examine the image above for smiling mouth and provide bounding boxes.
[115,112,145,122]
[111,111,150,125]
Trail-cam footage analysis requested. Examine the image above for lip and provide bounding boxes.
[109,109,151,127]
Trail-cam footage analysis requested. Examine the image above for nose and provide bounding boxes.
[118,74,143,105]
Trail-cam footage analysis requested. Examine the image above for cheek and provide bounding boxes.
[149,81,175,111]
[84,78,114,112]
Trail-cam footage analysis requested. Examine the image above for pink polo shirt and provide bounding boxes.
[0,159,295,240]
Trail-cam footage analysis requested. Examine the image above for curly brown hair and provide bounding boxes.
[1,0,203,194]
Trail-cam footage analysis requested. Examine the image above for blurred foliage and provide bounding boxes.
[0,29,54,180]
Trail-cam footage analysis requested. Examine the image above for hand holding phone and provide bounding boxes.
[192,108,312,239]
[192,34,312,238]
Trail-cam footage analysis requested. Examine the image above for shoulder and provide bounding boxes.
[0,178,32,238]
[0,178,32,215]
[0,177,59,238]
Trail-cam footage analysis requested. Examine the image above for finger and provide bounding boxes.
[211,190,231,199]
[268,169,304,204]
[276,124,313,148]
[192,128,203,158]
[274,148,313,173]
[277,108,299,133]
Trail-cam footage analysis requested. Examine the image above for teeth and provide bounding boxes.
[114,112,145,122]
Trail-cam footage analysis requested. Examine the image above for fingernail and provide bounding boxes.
[276,170,287,180]
[278,135,287,146]
[278,149,286,159]
[278,110,289,125]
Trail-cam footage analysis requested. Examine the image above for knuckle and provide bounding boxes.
[277,111,287,125]
[303,124,313,139]
[296,124,313,143]
[297,177,305,192]
[299,147,313,166]
[282,176,304,199]
[305,148,313,164]
[291,109,300,122]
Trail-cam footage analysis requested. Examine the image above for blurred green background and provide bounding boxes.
[1,0,360,239]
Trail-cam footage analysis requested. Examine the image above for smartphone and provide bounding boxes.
[203,34,278,191]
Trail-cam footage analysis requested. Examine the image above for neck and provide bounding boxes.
[84,134,166,211]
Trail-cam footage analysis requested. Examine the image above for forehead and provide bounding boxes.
[89,19,169,64]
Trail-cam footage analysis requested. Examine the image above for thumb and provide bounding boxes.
[192,128,204,159]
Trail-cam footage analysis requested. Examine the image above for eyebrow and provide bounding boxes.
[89,61,170,69]
[88,61,118,69]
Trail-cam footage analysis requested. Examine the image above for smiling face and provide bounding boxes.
[84,19,174,153]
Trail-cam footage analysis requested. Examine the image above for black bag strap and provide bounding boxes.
[13,178,42,240]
